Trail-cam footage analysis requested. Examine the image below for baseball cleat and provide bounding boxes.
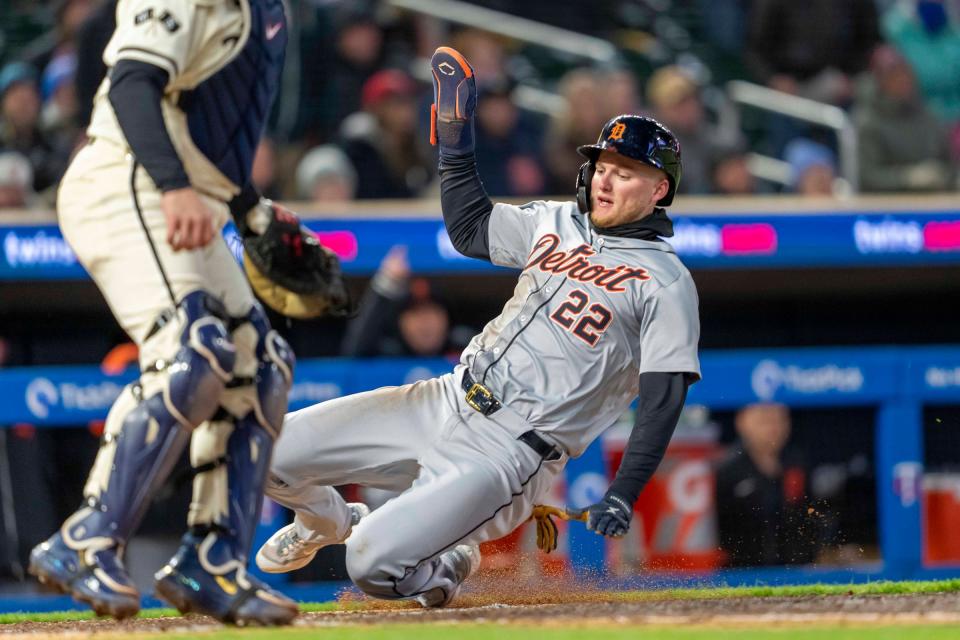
[28,532,140,620]
[431,47,474,117]
[418,544,482,608]
[154,531,298,626]
[256,502,370,574]
[429,46,475,146]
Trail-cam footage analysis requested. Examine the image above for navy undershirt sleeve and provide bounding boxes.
[608,371,689,504]
[438,151,493,261]
[108,59,190,192]
[228,182,262,224]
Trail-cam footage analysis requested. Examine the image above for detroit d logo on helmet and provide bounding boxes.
[608,122,627,141]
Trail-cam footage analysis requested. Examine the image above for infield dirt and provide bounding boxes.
[3,591,960,637]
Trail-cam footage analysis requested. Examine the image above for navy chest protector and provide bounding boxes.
[180,0,287,188]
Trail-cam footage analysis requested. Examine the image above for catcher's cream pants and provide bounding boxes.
[58,138,261,526]
[267,365,568,604]
[57,138,255,365]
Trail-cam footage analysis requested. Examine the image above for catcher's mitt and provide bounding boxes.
[529,505,587,554]
[238,200,351,319]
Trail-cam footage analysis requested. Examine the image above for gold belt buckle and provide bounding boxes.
[465,382,491,413]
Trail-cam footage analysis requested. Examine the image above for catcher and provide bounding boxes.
[252,46,700,608]
[28,0,346,626]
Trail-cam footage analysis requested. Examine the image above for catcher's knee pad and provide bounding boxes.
[210,301,294,436]
[188,302,294,557]
[245,302,295,436]
[68,290,236,549]
[144,290,237,425]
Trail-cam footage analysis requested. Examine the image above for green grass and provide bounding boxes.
[611,578,960,601]
[0,607,179,624]
[155,624,960,640]
[299,601,361,613]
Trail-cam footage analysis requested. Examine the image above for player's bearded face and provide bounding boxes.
[589,152,670,228]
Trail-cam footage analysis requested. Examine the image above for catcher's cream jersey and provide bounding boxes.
[87,0,254,202]
[460,201,701,457]
[57,0,287,343]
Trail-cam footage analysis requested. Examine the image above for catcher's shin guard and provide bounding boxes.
[29,291,235,618]
[227,303,295,557]
[158,304,297,625]
[187,303,294,557]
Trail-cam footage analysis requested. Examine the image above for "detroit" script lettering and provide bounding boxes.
[525,234,649,292]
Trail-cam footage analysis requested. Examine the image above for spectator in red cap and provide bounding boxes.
[337,69,432,199]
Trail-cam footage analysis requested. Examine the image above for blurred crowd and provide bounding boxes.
[1,0,954,583]
[1,0,960,211]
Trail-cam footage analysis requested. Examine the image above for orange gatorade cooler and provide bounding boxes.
[604,409,723,573]
[923,473,960,565]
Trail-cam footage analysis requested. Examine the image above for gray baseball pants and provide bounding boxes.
[266,365,567,604]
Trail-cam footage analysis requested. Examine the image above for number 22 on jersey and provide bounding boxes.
[550,289,612,346]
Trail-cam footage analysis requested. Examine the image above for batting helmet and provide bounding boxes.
[576,114,682,212]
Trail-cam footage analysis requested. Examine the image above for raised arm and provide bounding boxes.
[431,47,494,261]
[582,372,689,537]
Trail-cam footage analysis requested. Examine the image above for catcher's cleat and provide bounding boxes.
[154,531,298,626]
[28,532,140,620]
[417,544,481,609]
[256,502,370,574]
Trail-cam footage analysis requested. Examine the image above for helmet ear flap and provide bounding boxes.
[576,161,594,214]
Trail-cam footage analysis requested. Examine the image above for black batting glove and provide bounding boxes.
[585,492,633,538]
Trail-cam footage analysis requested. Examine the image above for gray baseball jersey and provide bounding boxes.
[263,198,700,605]
[464,200,701,457]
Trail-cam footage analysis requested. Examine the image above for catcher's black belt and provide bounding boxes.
[461,370,561,462]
